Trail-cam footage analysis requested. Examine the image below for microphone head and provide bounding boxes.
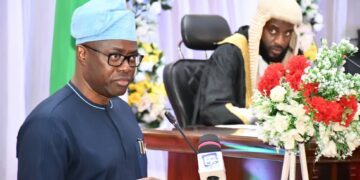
[165,111,177,124]
[198,134,221,153]
[197,134,226,180]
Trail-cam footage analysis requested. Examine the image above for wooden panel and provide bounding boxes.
[143,127,360,180]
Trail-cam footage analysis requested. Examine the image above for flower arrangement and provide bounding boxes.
[253,56,315,151]
[126,0,171,128]
[128,42,167,128]
[303,42,317,61]
[127,0,172,40]
[296,0,323,32]
[253,39,360,161]
[296,0,323,58]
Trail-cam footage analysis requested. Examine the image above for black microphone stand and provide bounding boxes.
[165,111,198,154]
[345,56,360,69]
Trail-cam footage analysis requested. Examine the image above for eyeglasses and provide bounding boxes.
[82,44,143,67]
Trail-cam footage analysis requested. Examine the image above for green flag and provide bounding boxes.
[50,0,88,94]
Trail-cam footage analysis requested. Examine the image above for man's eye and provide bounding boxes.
[269,29,277,34]
[128,56,135,61]
[284,31,292,37]
[109,54,122,60]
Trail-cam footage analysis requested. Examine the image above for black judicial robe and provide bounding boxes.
[17,82,147,180]
[193,26,249,126]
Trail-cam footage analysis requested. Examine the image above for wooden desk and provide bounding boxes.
[143,127,360,180]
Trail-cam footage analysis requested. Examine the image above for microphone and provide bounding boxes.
[197,134,226,180]
[164,111,198,154]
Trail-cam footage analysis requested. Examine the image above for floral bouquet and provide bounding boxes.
[302,39,360,160]
[125,1,171,128]
[127,0,172,40]
[253,39,360,161]
[128,42,167,128]
[296,0,323,61]
[296,0,323,32]
[253,55,315,151]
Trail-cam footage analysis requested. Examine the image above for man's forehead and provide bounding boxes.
[87,40,138,53]
[91,40,136,47]
[265,18,294,29]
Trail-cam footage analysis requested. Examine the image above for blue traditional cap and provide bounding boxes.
[71,0,136,45]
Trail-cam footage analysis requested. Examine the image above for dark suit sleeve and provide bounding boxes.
[17,116,67,180]
[197,43,247,125]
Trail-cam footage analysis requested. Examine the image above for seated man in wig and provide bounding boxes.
[193,0,303,126]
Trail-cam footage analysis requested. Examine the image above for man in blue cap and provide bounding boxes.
[17,0,150,179]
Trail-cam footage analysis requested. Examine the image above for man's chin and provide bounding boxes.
[268,57,283,63]
[265,55,283,63]
[266,50,287,63]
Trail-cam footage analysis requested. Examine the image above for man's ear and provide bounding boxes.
[76,45,87,65]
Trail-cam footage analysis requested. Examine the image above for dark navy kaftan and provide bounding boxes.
[17,82,147,180]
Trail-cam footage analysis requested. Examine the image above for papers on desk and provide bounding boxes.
[215,124,259,137]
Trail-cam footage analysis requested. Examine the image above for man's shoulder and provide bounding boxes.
[236,25,249,39]
[213,37,247,60]
[18,86,75,146]
[216,25,249,52]
[26,86,74,123]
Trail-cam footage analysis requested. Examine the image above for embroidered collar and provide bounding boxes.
[67,82,113,110]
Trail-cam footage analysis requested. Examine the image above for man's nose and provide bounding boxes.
[274,34,286,46]
[117,59,132,72]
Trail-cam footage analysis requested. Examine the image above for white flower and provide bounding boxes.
[138,61,154,72]
[314,13,323,24]
[262,120,273,132]
[295,119,307,135]
[276,103,287,111]
[355,103,360,117]
[280,130,303,150]
[332,123,346,132]
[257,128,269,142]
[137,94,152,112]
[274,113,289,133]
[289,105,306,118]
[282,134,295,150]
[148,104,165,120]
[305,121,315,137]
[346,132,360,151]
[270,86,287,102]
[149,2,162,16]
[321,140,337,158]
[134,72,146,82]
[136,0,145,3]
[319,124,330,144]
[142,113,157,123]
[155,64,165,83]
[136,25,150,37]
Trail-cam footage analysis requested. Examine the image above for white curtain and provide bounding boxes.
[0,0,26,179]
[317,0,359,44]
[1,0,360,179]
[156,0,259,63]
[0,0,56,179]
[22,0,56,114]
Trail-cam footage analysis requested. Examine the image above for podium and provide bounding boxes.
[143,127,360,180]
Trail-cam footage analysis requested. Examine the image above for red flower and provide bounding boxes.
[302,83,319,98]
[258,63,285,96]
[339,96,358,126]
[307,96,344,125]
[306,95,358,127]
[285,56,310,91]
